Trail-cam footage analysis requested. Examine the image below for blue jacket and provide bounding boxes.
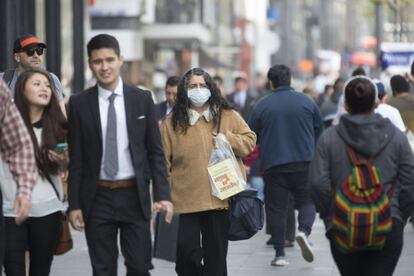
[248,86,323,170]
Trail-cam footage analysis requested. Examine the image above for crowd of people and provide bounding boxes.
[0,32,414,276]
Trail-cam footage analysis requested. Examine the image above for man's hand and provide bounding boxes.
[69,209,85,231]
[153,200,174,223]
[13,195,31,224]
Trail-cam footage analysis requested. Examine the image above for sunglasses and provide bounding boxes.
[25,48,44,56]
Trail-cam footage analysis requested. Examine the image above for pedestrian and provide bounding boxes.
[155,76,180,123]
[0,80,37,266]
[373,80,406,132]
[248,64,323,266]
[67,34,173,276]
[1,68,67,275]
[227,75,255,120]
[0,34,66,115]
[160,67,256,276]
[309,76,414,276]
[387,75,414,132]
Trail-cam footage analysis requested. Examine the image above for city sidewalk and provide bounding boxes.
[52,218,414,275]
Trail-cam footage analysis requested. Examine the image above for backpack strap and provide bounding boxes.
[346,146,370,165]
[2,69,15,88]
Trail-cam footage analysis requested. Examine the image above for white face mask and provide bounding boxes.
[187,87,211,107]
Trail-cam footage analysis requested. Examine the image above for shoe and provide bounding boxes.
[284,240,294,248]
[295,231,314,262]
[271,256,289,267]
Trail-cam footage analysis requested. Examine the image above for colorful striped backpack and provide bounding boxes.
[331,146,393,253]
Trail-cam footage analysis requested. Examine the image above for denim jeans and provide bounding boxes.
[249,176,264,201]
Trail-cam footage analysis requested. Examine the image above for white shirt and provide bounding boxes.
[166,102,173,116]
[234,90,247,108]
[98,78,135,180]
[375,103,406,132]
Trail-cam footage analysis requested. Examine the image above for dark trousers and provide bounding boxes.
[3,212,61,276]
[85,187,152,276]
[330,219,404,276]
[176,210,229,276]
[263,163,316,256]
[266,194,296,242]
[285,196,296,242]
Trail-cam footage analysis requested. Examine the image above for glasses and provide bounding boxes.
[25,48,44,57]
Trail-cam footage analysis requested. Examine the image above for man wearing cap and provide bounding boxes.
[0,34,65,113]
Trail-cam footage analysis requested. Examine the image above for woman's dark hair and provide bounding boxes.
[344,77,376,114]
[14,68,67,177]
[172,67,232,133]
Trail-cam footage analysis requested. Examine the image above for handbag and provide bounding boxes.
[228,188,264,241]
[46,174,73,255]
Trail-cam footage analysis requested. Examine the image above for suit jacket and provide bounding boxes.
[155,101,168,122]
[67,83,171,222]
[227,91,256,121]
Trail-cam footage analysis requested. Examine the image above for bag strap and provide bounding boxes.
[2,69,15,88]
[216,109,222,134]
[45,175,63,202]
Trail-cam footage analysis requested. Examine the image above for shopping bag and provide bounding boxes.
[208,133,247,200]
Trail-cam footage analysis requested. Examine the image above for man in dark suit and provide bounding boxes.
[67,34,173,276]
[155,76,179,122]
[227,76,255,120]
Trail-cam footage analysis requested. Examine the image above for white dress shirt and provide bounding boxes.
[234,90,247,108]
[98,78,135,180]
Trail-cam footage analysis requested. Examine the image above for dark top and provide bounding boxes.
[248,86,323,170]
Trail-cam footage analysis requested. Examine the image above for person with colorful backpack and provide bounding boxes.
[309,75,414,276]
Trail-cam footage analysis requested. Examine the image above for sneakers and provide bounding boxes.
[295,231,314,262]
[271,256,289,267]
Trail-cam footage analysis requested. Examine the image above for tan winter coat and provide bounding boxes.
[160,109,256,213]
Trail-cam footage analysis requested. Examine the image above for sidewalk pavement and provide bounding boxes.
[51,218,414,275]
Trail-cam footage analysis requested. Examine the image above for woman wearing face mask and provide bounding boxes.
[160,68,256,276]
[0,68,68,275]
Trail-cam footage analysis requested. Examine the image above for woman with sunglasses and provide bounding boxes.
[160,68,256,276]
[0,68,68,275]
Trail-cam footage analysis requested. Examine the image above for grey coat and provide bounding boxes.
[309,113,414,232]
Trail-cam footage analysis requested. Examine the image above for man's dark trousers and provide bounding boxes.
[85,186,152,276]
[263,162,316,256]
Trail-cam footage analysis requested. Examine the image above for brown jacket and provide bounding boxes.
[160,109,256,213]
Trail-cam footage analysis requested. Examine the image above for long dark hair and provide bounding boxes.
[14,68,67,177]
[172,67,232,133]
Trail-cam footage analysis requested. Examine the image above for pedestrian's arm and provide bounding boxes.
[396,133,414,219]
[224,111,257,158]
[144,92,171,202]
[67,97,83,210]
[247,107,260,144]
[0,89,37,198]
[313,104,323,141]
[309,134,332,221]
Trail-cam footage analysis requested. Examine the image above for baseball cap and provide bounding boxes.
[13,34,47,53]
